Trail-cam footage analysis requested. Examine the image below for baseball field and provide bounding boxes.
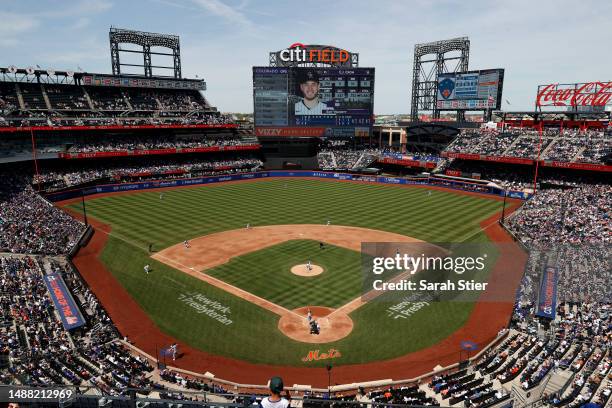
[63,178,515,372]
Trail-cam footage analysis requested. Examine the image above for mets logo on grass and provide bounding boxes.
[301,348,342,362]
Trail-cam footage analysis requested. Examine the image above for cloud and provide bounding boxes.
[151,0,198,10]
[1,0,610,113]
[0,12,39,49]
[39,0,113,18]
[70,17,91,30]
[190,0,252,28]
[0,12,39,36]
[40,47,108,65]
[0,38,20,48]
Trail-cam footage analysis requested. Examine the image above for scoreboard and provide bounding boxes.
[253,66,375,137]
[436,69,504,110]
[253,67,289,126]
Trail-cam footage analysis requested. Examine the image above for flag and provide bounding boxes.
[36,64,41,69]
[505,99,511,105]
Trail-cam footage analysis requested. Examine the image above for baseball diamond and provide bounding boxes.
[58,177,524,378]
[2,14,610,407]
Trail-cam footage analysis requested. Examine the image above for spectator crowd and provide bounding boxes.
[509,245,610,407]
[0,81,234,128]
[0,81,610,405]
[317,141,382,170]
[507,182,610,245]
[33,156,264,191]
[445,128,610,165]
[0,174,84,255]
[62,134,251,154]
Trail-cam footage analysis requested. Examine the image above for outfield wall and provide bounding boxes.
[45,171,531,202]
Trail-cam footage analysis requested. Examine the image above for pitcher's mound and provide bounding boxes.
[291,264,324,277]
[278,306,353,343]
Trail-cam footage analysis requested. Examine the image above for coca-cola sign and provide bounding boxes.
[536,81,612,107]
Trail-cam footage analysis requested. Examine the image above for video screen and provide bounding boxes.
[436,68,504,110]
[253,66,374,137]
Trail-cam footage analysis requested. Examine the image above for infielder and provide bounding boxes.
[183,240,191,248]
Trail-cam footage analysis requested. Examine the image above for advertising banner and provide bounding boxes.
[535,266,558,320]
[43,273,86,330]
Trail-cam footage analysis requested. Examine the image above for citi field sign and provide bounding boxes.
[279,43,350,64]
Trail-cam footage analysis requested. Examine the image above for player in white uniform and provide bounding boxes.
[294,70,334,116]
[170,343,178,361]
[144,264,150,275]
[306,260,312,271]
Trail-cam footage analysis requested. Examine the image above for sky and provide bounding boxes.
[1,0,611,114]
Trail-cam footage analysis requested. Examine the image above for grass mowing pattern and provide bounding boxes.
[67,179,502,366]
[205,240,362,309]
[69,179,502,250]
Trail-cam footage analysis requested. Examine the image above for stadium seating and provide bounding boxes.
[317,140,382,170]
[32,156,263,191]
[444,128,610,165]
[0,175,84,255]
[0,77,610,407]
[506,183,610,245]
[0,82,231,127]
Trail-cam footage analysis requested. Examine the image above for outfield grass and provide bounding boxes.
[68,179,501,250]
[67,179,503,366]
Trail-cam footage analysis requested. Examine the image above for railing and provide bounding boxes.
[0,384,470,408]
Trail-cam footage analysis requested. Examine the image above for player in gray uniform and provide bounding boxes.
[294,70,334,116]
